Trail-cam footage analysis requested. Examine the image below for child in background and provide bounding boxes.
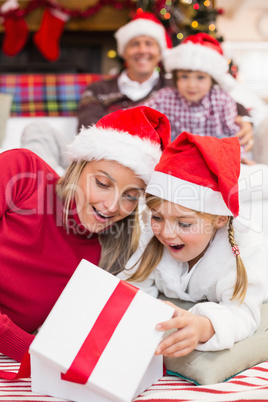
[143,33,252,162]
[118,132,268,357]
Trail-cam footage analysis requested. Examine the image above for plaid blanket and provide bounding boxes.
[0,74,109,117]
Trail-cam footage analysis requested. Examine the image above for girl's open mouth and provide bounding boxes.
[169,244,184,251]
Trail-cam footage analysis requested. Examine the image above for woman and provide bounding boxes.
[0,106,170,362]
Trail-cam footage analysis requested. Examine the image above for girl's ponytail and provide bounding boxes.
[228,217,248,303]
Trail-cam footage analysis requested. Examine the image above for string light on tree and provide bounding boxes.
[136,7,144,14]
[177,32,184,39]
[228,59,239,78]
[107,50,117,59]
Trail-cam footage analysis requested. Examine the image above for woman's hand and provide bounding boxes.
[155,302,215,358]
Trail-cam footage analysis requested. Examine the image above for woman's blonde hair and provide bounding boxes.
[99,208,141,274]
[56,161,87,226]
[56,161,141,274]
[127,194,248,303]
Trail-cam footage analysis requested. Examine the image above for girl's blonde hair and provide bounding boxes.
[56,161,141,274]
[227,216,248,302]
[127,194,248,303]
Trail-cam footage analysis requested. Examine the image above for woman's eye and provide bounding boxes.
[124,193,139,202]
[178,222,191,229]
[95,178,109,188]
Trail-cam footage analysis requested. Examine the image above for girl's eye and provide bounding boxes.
[178,222,191,229]
[197,75,205,80]
[95,178,110,188]
[151,215,162,222]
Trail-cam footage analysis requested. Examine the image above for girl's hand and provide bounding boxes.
[155,302,215,358]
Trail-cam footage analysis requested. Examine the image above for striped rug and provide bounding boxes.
[0,355,267,401]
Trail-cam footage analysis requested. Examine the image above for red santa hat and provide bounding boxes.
[68,106,171,184]
[115,12,172,57]
[163,32,235,91]
[146,132,241,217]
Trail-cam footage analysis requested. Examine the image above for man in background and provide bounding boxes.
[77,12,173,129]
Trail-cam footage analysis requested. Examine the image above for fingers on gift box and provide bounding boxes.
[30,259,174,402]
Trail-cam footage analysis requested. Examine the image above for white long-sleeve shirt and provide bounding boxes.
[118,219,268,352]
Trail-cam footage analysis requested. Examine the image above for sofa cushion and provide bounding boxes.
[158,294,268,385]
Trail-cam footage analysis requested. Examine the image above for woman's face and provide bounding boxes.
[75,160,146,233]
[150,200,228,270]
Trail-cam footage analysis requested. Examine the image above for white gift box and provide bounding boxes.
[30,259,174,402]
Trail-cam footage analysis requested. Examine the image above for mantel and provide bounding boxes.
[0,0,131,32]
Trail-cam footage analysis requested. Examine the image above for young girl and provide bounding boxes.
[143,33,253,162]
[118,132,268,357]
[0,105,170,362]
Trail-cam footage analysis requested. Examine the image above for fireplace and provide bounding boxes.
[0,30,117,74]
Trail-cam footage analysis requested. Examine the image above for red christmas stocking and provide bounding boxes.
[1,0,29,56]
[33,7,69,62]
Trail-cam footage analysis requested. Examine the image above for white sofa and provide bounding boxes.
[2,116,77,150]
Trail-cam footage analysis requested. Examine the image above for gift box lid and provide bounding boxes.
[30,259,174,401]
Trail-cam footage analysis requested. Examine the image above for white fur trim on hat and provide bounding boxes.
[115,19,167,57]
[146,171,232,216]
[163,42,236,92]
[67,126,163,184]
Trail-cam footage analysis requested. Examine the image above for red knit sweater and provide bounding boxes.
[0,149,101,362]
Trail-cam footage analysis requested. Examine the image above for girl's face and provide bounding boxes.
[150,200,228,270]
[123,35,161,83]
[75,160,145,233]
[175,70,213,103]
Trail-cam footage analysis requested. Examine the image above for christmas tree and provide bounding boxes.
[136,0,223,44]
[135,0,237,76]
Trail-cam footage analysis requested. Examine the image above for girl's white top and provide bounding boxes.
[118,219,268,351]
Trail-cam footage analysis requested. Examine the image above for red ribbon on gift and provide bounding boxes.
[0,351,31,379]
[61,280,138,384]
